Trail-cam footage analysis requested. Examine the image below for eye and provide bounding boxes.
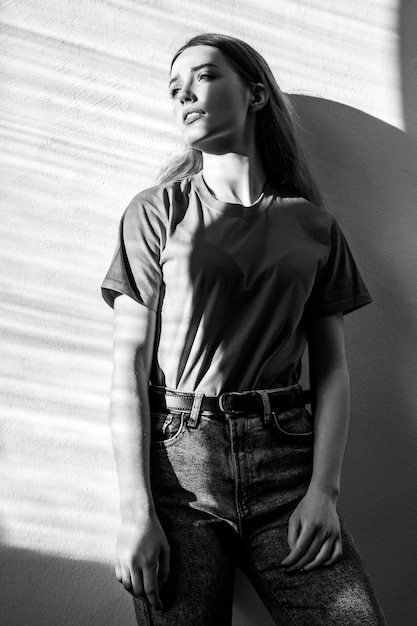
[169,86,181,98]
[198,72,213,81]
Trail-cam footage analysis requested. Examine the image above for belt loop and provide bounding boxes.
[257,390,272,425]
[188,391,204,428]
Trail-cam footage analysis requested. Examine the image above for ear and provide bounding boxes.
[249,83,268,111]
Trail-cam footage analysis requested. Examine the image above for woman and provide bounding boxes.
[102,33,386,625]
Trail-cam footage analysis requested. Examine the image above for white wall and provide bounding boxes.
[1,1,416,624]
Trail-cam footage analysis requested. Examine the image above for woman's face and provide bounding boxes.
[169,45,254,154]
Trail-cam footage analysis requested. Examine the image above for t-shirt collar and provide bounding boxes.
[192,171,275,217]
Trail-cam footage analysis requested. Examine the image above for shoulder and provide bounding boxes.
[279,196,332,219]
[122,177,194,232]
[276,196,338,238]
[128,178,193,214]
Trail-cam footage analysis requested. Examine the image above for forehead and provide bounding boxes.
[170,45,230,77]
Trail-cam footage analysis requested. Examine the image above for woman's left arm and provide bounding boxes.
[281,312,350,573]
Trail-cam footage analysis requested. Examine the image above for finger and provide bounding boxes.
[143,561,163,610]
[282,524,317,566]
[114,561,122,583]
[287,514,300,550]
[302,538,334,572]
[323,538,343,567]
[121,565,134,594]
[130,567,145,600]
[157,545,170,588]
[285,533,325,571]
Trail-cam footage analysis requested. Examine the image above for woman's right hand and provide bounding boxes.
[114,513,170,610]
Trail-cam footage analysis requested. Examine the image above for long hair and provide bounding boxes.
[159,33,322,206]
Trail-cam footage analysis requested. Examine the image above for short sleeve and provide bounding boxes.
[305,218,373,319]
[101,195,163,310]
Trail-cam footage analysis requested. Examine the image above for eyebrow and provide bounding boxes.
[169,63,220,87]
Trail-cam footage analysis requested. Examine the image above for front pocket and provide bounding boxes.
[271,407,314,441]
[150,410,185,446]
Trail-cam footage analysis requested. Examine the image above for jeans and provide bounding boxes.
[134,386,386,626]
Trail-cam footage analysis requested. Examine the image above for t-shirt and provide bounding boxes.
[102,172,372,394]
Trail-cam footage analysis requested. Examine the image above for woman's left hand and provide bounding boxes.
[281,488,343,573]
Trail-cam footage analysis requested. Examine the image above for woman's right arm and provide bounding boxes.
[110,294,170,610]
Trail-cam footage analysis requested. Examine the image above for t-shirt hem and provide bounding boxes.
[311,293,373,319]
[101,277,158,311]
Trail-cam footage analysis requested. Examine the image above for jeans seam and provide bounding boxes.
[150,413,187,448]
[268,588,299,626]
[244,556,299,626]
[228,419,243,537]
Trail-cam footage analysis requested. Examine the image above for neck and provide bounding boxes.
[201,148,266,207]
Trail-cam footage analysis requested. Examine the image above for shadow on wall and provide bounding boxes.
[287,94,417,626]
[400,0,417,139]
[0,547,135,626]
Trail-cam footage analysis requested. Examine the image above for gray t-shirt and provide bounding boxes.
[102,172,372,394]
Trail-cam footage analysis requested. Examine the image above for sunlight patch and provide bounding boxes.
[330,583,374,619]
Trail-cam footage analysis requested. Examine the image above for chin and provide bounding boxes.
[183,134,230,155]
[182,130,207,150]
[183,138,203,150]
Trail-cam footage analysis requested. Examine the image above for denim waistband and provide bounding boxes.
[149,384,311,428]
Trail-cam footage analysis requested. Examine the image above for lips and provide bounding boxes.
[183,108,205,124]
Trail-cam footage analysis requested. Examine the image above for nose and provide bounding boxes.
[178,85,196,104]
